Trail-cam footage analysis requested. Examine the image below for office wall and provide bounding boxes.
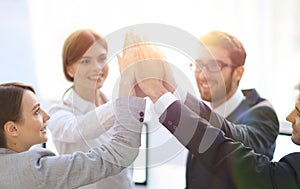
[0,0,38,93]
[1,1,300,188]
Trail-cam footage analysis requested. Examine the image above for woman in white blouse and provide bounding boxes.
[47,29,136,189]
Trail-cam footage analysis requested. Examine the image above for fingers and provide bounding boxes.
[116,54,124,73]
[117,54,121,64]
[153,45,166,60]
[122,30,139,61]
[120,31,144,71]
[134,84,147,98]
[123,30,165,63]
[163,81,175,93]
[162,59,177,92]
[125,30,141,49]
[119,29,177,99]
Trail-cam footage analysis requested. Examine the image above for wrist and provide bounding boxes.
[119,83,135,97]
[148,86,168,102]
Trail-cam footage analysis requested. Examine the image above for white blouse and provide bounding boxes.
[47,89,136,189]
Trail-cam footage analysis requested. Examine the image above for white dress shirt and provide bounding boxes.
[47,89,136,189]
[213,89,245,117]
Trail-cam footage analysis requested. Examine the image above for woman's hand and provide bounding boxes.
[117,30,177,100]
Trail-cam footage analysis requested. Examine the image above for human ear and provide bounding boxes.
[67,66,75,78]
[4,121,18,137]
[234,66,244,81]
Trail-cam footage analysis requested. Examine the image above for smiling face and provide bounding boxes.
[195,46,244,108]
[3,89,50,152]
[67,42,109,99]
[196,31,246,108]
[286,95,300,145]
[13,90,50,151]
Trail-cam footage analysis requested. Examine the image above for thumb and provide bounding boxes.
[116,54,123,72]
[117,54,122,64]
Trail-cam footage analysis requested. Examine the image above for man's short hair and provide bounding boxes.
[200,31,247,66]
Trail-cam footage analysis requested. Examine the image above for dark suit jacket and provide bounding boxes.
[184,89,279,188]
[160,100,299,189]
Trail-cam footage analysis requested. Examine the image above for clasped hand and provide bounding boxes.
[117,31,176,102]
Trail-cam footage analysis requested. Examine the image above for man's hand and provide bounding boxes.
[117,30,177,101]
[133,39,175,101]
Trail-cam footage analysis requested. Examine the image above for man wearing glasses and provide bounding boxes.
[185,31,280,188]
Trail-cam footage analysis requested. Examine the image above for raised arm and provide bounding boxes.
[159,99,299,189]
[4,96,146,189]
[183,92,279,158]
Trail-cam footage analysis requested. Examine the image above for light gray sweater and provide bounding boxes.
[0,96,146,189]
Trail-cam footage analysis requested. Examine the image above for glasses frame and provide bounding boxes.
[296,106,300,117]
[190,59,240,73]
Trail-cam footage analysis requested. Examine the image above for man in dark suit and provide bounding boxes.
[132,55,299,188]
[121,32,281,188]
[154,89,300,189]
[184,31,279,188]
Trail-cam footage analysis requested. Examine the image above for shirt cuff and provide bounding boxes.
[152,92,178,117]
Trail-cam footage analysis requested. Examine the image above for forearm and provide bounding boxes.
[222,107,279,158]
[183,92,279,158]
[148,85,169,102]
[159,100,274,189]
[37,97,146,188]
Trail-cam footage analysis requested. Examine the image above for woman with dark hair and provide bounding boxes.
[0,81,146,188]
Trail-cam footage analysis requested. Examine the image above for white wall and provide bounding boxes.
[0,0,38,93]
[1,0,300,188]
[26,0,300,122]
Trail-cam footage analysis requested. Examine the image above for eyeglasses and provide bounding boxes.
[296,106,300,117]
[190,59,239,73]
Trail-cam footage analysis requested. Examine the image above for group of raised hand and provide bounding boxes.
[117,30,177,102]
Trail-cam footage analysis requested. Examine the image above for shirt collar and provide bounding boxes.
[213,89,245,118]
[63,88,96,114]
[0,148,17,154]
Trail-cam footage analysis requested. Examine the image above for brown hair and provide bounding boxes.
[295,82,300,101]
[62,29,108,82]
[295,82,300,91]
[0,82,35,148]
[200,31,247,66]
